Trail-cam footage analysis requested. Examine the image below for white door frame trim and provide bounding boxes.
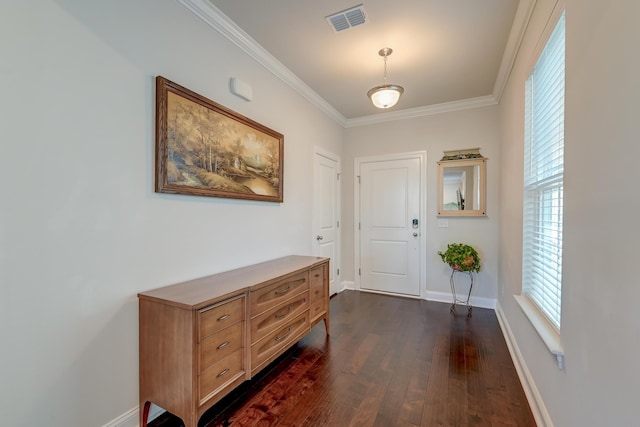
[313,146,342,294]
[354,151,428,299]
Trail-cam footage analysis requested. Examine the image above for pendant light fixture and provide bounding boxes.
[367,47,404,109]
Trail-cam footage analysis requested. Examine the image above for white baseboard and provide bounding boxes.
[338,285,496,309]
[495,302,554,427]
[425,290,496,309]
[102,404,164,427]
[340,280,355,291]
[101,406,139,427]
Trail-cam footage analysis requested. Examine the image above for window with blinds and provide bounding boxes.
[522,11,565,331]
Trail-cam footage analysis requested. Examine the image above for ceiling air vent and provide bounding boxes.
[325,4,367,33]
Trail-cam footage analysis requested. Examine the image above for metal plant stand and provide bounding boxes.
[449,269,474,316]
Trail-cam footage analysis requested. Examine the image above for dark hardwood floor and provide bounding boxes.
[150,290,536,427]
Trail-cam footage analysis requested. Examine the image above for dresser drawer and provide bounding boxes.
[309,265,325,303]
[309,265,324,287]
[251,312,309,373]
[198,296,244,342]
[198,348,244,404]
[199,322,244,372]
[250,272,308,316]
[251,292,309,344]
[309,298,325,322]
[309,280,325,304]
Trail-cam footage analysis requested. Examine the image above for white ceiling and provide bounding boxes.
[180,0,531,126]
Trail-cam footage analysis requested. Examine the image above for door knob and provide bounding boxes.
[316,235,324,241]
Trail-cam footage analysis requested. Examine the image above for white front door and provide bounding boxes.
[313,149,340,295]
[358,154,424,297]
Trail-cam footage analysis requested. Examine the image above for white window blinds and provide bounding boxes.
[523,12,565,331]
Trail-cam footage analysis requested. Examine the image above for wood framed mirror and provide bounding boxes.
[437,155,487,217]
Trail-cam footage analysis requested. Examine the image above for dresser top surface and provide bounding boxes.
[138,255,328,310]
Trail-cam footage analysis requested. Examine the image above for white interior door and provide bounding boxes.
[313,149,340,295]
[358,156,422,297]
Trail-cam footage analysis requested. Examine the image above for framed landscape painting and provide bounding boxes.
[155,76,284,202]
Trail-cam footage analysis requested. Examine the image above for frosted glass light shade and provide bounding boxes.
[367,84,404,109]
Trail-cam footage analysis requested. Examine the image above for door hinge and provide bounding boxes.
[357,175,361,184]
[337,220,340,228]
[337,268,340,275]
[358,222,361,230]
[337,173,341,181]
[358,268,361,276]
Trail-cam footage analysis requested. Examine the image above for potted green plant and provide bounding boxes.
[438,243,481,273]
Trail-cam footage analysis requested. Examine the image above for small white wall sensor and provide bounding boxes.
[230,78,253,101]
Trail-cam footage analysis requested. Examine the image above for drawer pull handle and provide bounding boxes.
[274,285,292,296]
[274,306,292,319]
[274,327,292,342]
[217,314,231,322]
[217,368,230,378]
[217,341,230,350]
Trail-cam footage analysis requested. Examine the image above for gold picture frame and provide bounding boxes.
[155,76,284,202]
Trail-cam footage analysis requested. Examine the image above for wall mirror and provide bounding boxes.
[437,149,487,217]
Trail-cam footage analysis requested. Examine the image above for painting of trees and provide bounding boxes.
[156,76,284,202]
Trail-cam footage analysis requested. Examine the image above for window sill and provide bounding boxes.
[514,294,565,370]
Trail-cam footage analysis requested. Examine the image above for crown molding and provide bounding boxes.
[177,0,534,128]
[176,0,348,126]
[493,0,537,102]
[344,95,498,128]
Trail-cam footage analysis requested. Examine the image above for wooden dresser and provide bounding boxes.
[138,255,330,427]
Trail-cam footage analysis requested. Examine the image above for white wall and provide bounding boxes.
[342,106,500,303]
[0,1,342,425]
[6,1,638,425]
[497,0,640,425]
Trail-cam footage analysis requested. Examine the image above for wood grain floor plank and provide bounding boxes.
[421,334,450,427]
